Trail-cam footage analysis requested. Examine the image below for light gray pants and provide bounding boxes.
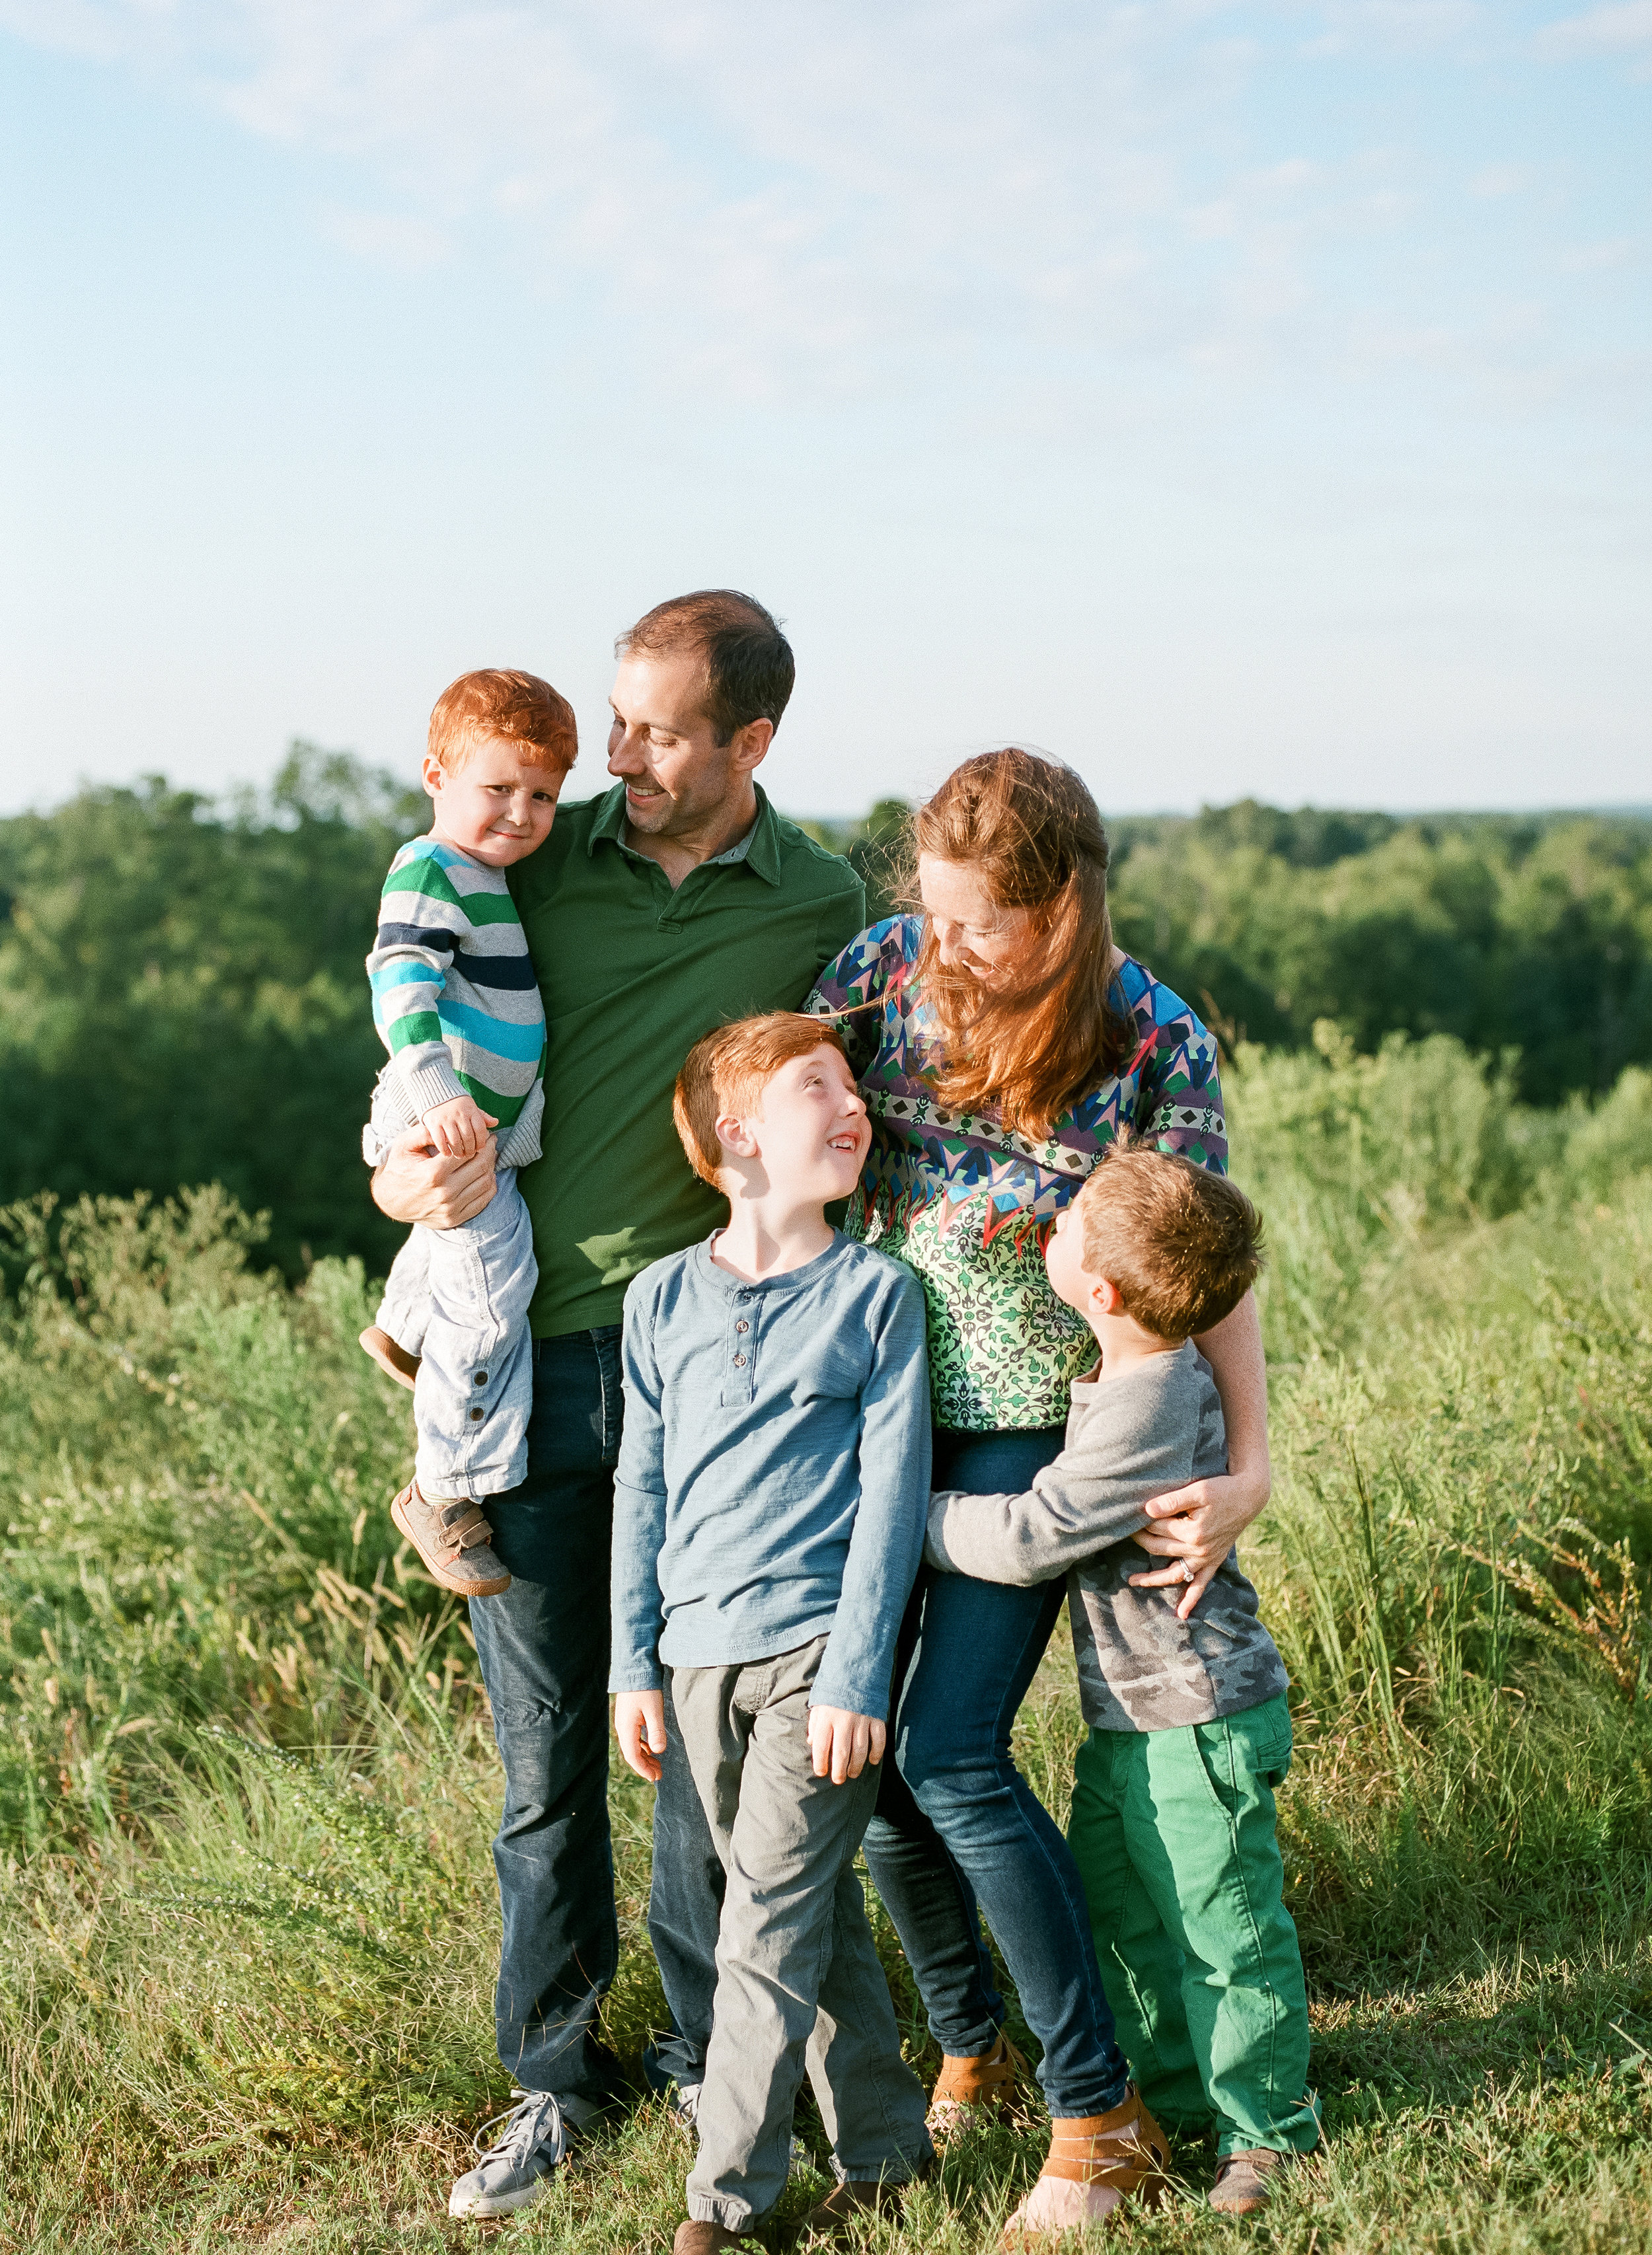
[373,1167,536,1503]
[671,1638,932,2233]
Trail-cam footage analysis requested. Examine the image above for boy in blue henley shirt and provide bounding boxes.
[611,1014,933,2253]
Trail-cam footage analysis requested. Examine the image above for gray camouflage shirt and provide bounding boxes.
[924,1340,1287,1731]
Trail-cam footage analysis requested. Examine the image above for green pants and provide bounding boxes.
[1067,1694,1318,2157]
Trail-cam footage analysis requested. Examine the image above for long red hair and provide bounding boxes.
[911,749,1134,1136]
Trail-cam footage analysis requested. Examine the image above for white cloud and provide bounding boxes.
[1298,0,1487,57]
[1470,163,1526,198]
[2,0,1643,420]
[319,203,450,271]
[1559,236,1639,270]
[1534,2,1652,65]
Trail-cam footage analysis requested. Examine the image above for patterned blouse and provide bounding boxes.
[806,916,1228,1432]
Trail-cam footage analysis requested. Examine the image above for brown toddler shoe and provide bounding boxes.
[391,1480,511,1596]
[801,2176,912,2244]
[359,1325,420,1391]
[671,2223,761,2254]
[1211,2145,1296,2213]
[1000,2086,1170,2244]
[926,2028,1030,2139]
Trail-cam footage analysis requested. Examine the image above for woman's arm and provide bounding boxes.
[1126,1288,1270,1619]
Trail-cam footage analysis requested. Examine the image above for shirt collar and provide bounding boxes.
[585,781,783,887]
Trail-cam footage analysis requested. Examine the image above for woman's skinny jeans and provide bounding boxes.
[859,1424,1133,2122]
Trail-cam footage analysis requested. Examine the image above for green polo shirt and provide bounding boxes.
[507,782,866,1338]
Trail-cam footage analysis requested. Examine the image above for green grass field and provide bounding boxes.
[5,1027,1652,2252]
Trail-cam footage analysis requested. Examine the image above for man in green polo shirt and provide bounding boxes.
[371,591,866,2219]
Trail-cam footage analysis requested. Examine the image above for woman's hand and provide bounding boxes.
[1128,1460,1271,1619]
[1129,1286,1272,1617]
[371,1125,498,1228]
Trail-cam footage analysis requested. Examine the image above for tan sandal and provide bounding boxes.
[359,1325,420,1391]
[926,2030,1029,2139]
[1000,2086,1170,2243]
[391,1480,511,1596]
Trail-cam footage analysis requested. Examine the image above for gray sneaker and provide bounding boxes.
[391,1481,511,1598]
[448,2089,575,2217]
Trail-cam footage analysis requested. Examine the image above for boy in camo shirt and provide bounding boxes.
[924,1142,1319,2216]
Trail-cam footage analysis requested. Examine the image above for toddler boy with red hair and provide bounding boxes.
[359,668,575,1597]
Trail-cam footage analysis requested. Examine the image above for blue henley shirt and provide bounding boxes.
[609,1230,932,1719]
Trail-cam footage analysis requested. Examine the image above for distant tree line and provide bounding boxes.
[807,796,1652,1101]
[4,752,1649,1275]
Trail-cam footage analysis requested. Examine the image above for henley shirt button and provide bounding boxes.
[735,1320,749,1333]
[732,1352,746,1367]
[468,1407,485,1422]
[473,1370,488,1386]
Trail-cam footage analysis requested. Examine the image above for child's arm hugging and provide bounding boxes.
[609,1283,671,1783]
[926,1379,1203,1587]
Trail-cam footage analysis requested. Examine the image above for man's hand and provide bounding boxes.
[1127,1460,1271,1621]
[371,1124,498,1229]
[807,1705,885,1784]
[421,1093,499,1160]
[615,1689,667,1783]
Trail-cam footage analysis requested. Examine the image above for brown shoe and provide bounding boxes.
[1000,2087,1170,2244]
[926,2029,1029,2139]
[1211,2147,1295,2214]
[359,1325,420,1391]
[802,2176,911,2243]
[390,1480,511,1596]
[672,2222,761,2254]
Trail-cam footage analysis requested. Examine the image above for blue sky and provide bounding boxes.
[2,1,1648,819]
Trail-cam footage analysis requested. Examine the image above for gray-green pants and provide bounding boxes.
[1067,1693,1320,2157]
[671,1638,932,2232]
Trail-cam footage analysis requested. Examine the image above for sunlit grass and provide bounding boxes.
[4,1035,1652,2249]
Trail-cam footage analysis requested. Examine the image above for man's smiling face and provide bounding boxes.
[607,647,749,841]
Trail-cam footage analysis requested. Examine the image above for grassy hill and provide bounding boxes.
[5,1027,1652,2250]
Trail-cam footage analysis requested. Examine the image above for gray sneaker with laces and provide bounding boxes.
[448,2089,580,2217]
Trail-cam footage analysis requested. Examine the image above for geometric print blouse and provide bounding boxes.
[806,915,1227,1432]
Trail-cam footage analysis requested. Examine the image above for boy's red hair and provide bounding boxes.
[674,1015,850,1187]
[428,669,578,774]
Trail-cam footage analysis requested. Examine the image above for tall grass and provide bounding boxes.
[3,1027,1652,2248]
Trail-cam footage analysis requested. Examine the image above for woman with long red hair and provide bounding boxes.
[807,748,1272,2235]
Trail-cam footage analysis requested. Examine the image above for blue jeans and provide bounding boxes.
[468,1326,723,2103]
[860,1425,1133,2121]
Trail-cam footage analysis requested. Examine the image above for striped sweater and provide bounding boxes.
[365,836,547,1167]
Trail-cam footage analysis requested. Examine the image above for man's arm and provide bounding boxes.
[810,1275,931,1722]
[371,1127,498,1229]
[1130,1289,1270,1617]
[926,1373,1200,1586]
[608,1288,670,1696]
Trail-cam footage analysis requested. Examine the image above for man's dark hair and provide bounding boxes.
[616,589,795,747]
